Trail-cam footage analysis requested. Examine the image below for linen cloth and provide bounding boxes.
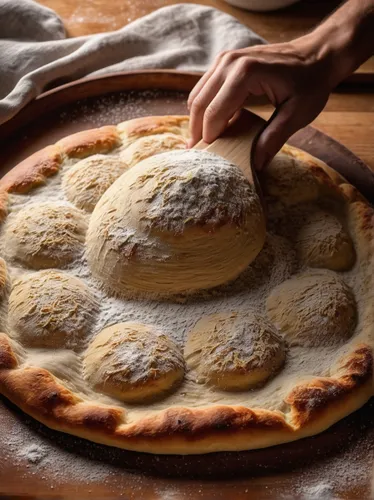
[0,0,265,125]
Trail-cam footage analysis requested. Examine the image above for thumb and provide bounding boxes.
[253,97,305,171]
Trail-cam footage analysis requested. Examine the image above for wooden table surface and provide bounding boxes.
[1,2,373,497]
[36,0,374,172]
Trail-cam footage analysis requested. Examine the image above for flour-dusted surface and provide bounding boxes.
[0,118,370,414]
[0,126,368,418]
[184,311,286,390]
[0,112,372,461]
[0,396,373,497]
[8,270,98,350]
[84,322,185,402]
[86,149,266,297]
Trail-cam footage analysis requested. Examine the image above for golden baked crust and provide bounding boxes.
[117,115,189,143]
[0,145,62,194]
[0,115,372,455]
[57,126,121,159]
[0,333,371,453]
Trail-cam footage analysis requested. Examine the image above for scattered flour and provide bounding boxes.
[298,483,336,499]
[1,398,372,496]
[4,414,113,486]
[292,430,374,499]
[58,90,187,129]
[0,91,372,497]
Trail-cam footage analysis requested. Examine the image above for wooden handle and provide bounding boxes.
[193,109,267,215]
[193,109,266,183]
[194,109,266,185]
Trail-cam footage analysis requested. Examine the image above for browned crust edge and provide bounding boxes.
[0,122,372,454]
[117,115,189,140]
[0,145,62,195]
[56,126,121,159]
[0,333,371,454]
[0,117,188,196]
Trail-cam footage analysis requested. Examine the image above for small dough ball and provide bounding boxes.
[62,155,128,212]
[295,209,355,271]
[9,270,98,350]
[4,202,87,269]
[260,151,320,206]
[86,150,266,297]
[184,312,286,391]
[120,133,186,167]
[266,270,356,347]
[83,322,185,402]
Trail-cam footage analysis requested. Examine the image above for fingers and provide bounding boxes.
[188,51,242,147]
[188,72,225,148]
[187,54,225,148]
[253,97,307,171]
[187,66,217,112]
[187,50,234,111]
[201,71,250,144]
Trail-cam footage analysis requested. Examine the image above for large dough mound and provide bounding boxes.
[184,312,286,391]
[63,155,128,212]
[83,322,185,402]
[86,149,266,297]
[4,202,87,269]
[266,270,357,347]
[294,209,355,271]
[9,270,98,350]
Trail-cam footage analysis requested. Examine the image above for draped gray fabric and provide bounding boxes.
[0,0,265,125]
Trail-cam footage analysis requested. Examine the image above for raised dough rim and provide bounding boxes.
[0,116,372,455]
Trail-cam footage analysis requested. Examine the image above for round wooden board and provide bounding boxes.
[0,71,373,498]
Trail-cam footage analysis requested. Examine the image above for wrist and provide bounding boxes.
[297,0,374,88]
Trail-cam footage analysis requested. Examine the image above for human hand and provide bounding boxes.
[187,0,374,170]
[187,39,332,170]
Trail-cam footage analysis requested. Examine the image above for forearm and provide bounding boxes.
[298,0,374,87]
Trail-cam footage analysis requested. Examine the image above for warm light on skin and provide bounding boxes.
[188,0,374,170]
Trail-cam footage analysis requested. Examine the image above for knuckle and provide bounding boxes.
[220,50,237,65]
[217,49,229,60]
[214,50,227,65]
[190,98,204,114]
[218,49,228,59]
[236,57,253,75]
[204,103,219,123]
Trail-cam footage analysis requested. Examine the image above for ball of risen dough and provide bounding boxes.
[86,150,266,297]
[62,155,128,212]
[8,270,98,350]
[4,202,87,269]
[83,322,185,402]
[295,209,355,271]
[184,312,286,391]
[120,133,186,167]
[260,151,320,206]
[266,270,356,347]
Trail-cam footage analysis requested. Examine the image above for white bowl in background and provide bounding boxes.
[224,0,301,12]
